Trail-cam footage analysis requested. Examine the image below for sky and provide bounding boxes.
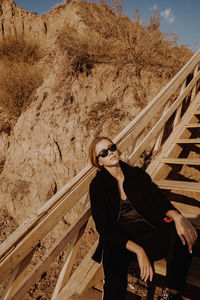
[14,0,200,52]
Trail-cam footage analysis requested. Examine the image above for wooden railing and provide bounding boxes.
[0,48,200,300]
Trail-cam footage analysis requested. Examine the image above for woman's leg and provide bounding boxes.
[102,244,130,300]
[133,222,193,292]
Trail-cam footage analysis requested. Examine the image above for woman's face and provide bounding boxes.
[95,139,119,169]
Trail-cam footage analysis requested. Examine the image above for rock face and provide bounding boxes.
[0,0,189,224]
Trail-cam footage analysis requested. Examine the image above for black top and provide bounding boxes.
[118,198,144,224]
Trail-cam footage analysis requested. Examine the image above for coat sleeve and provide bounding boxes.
[89,178,129,249]
[137,167,177,218]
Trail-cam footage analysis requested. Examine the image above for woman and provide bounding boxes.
[89,136,198,300]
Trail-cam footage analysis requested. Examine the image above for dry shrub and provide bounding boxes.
[0,62,42,117]
[59,1,192,77]
[0,38,43,118]
[82,97,130,132]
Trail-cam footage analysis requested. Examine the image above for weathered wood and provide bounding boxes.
[115,49,200,153]
[3,207,91,300]
[194,110,200,115]
[173,80,186,128]
[0,165,95,263]
[154,101,171,152]
[51,224,87,300]
[1,250,34,300]
[184,123,200,128]
[155,180,200,192]
[57,241,100,299]
[0,174,94,282]
[191,65,199,101]
[174,138,200,144]
[128,73,200,163]
[160,158,200,165]
[147,95,200,180]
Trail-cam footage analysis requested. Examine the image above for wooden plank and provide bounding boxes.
[155,180,200,192]
[194,110,200,114]
[154,101,171,152]
[173,80,186,128]
[115,50,200,153]
[1,207,91,300]
[0,170,94,282]
[1,250,34,300]
[160,158,200,165]
[184,123,200,128]
[0,165,95,262]
[57,241,100,299]
[175,138,200,144]
[191,65,199,101]
[147,96,200,180]
[52,224,86,300]
[128,72,200,163]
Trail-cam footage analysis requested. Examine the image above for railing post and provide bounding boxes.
[173,80,187,128]
[51,224,86,300]
[154,101,171,152]
[0,250,34,300]
[191,65,199,101]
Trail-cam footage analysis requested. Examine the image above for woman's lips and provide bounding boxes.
[110,156,116,161]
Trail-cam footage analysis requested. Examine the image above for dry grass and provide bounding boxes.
[0,38,43,118]
[58,1,192,77]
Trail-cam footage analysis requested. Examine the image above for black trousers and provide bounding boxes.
[102,221,193,300]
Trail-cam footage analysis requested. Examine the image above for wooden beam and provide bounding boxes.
[2,207,91,300]
[0,172,94,282]
[1,250,34,300]
[51,224,87,300]
[115,50,200,152]
[128,73,200,163]
[174,138,200,144]
[57,241,100,299]
[184,124,200,128]
[155,180,200,192]
[160,158,200,165]
[0,165,95,264]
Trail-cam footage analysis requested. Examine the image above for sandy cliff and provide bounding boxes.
[0,0,191,225]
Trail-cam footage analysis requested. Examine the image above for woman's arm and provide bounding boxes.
[166,210,198,253]
[126,240,153,282]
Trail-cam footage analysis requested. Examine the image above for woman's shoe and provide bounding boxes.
[158,288,183,300]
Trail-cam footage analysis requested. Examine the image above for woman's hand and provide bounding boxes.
[174,214,198,253]
[136,247,154,282]
[126,240,153,282]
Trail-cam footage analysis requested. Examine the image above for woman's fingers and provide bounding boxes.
[178,233,186,246]
[140,265,153,282]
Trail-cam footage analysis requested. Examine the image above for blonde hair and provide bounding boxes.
[89,136,113,170]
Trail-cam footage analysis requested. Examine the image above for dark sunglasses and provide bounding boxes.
[96,144,117,159]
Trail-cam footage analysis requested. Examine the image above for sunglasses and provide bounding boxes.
[96,144,117,159]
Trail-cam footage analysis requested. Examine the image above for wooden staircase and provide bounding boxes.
[0,49,200,300]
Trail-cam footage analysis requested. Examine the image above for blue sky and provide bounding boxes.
[14,0,200,52]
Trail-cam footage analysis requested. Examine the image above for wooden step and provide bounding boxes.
[160,158,200,165]
[194,110,200,115]
[184,123,200,128]
[155,180,200,192]
[174,138,200,144]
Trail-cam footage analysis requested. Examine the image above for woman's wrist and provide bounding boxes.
[126,240,143,255]
[166,209,182,221]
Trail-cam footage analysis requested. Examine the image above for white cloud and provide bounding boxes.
[161,8,175,24]
[150,4,158,10]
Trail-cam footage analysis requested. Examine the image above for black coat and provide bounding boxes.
[89,160,176,263]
